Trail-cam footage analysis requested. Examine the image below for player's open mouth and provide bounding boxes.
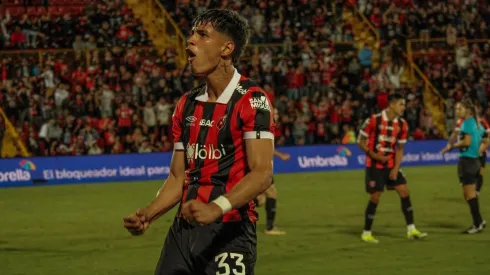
[186,49,196,62]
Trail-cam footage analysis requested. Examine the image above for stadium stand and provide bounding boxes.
[0,0,487,157]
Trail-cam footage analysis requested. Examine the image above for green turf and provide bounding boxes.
[1,165,490,275]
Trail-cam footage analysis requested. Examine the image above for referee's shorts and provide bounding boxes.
[458,157,481,185]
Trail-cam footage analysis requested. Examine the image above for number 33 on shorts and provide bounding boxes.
[215,252,246,275]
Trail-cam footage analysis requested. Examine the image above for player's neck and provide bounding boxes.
[204,63,235,102]
[385,109,397,120]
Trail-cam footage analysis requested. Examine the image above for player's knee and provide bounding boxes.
[463,185,477,200]
[369,192,382,204]
[396,185,409,198]
[265,185,277,198]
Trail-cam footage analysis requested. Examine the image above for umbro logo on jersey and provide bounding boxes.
[185,116,197,126]
[200,119,214,127]
[186,116,197,122]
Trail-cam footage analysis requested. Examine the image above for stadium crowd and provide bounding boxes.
[0,0,488,157]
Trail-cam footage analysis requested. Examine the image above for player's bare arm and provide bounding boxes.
[225,139,274,206]
[447,134,471,151]
[442,125,459,153]
[390,143,404,180]
[123,149,185,235]
[274,150,290,161]
[357,135,389,163]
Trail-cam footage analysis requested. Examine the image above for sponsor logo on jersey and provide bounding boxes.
[186,143,226,164]
[236,84,248,95]
[199,119,214,127]
[249,96,271,111]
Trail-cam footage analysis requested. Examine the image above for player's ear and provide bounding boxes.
[221,40,235,59]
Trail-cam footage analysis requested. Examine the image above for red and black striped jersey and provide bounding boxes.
[481,118,490,138]
[455,118,464,132]
[359,110,408,169]
[172,69,275,223]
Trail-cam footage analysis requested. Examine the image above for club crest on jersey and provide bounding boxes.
[249,96,271,112]
[199,119,214,127]
[216,115,227,130]
[236,84,248,95]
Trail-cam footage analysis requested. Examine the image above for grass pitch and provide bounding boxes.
[2,165,490,275]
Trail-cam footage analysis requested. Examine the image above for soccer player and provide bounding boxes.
[357,93,427,243]
[123,9,275,274]
[254,150,290,235]
[441,100,486,234]
[445,115,490,194]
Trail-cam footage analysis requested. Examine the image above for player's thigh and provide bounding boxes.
[389,169,408,191]
[365,168,386,193]
[155,220,192,275]
[203,222,257,275]
[459,158,480,185]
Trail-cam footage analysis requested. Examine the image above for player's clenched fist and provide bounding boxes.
[123,208,150,236]
[182,200,223,225]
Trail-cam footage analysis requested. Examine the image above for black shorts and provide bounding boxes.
[155,218,257,275]
[365,167,407,193]
[479,152,487,168]
[458,157,481,185]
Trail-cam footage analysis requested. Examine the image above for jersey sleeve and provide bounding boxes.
[172,95,187,150]
[398,120,408,144]
[239,89,275,140]
[482,120,490,138]
[359,115,375,138]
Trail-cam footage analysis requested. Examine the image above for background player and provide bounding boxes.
[357,93,427,243]
[255,150,290,235]
[445,113,490,194]
[441,100,486,234]
[123,9,275,274]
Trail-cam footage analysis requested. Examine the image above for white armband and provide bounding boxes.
[212,196,232,214]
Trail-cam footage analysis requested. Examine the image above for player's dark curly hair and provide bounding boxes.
[192,9,250,64]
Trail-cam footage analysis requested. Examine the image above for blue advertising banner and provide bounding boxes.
[0,140,483,188]
[0,153,171,187]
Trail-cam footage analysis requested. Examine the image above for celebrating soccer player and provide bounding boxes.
[254,150,290,235]
[441,100,487,234]
[357,93,427,243]
[123,9,275,274]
